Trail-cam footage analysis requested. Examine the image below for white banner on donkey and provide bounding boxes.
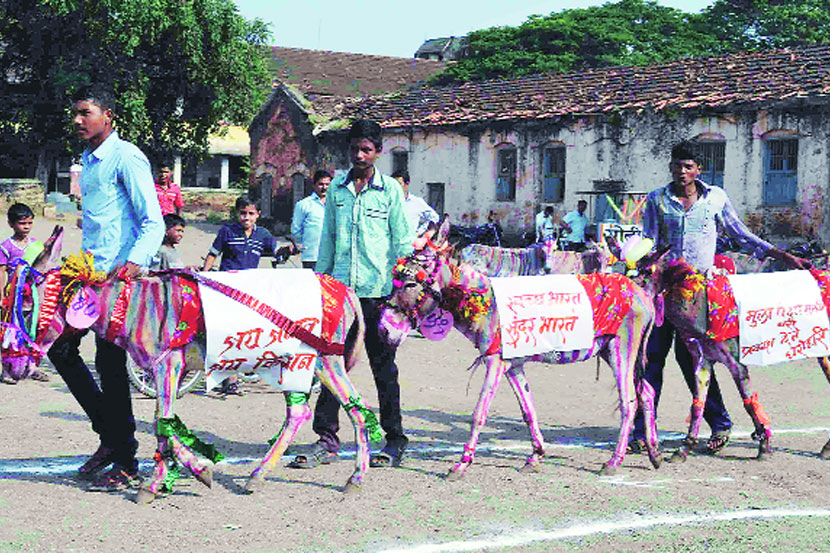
[728,270,830,365]
[491,275,594,359]
[198,269,322,392]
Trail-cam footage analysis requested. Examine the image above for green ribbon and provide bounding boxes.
[343,396,382,443]
[157,415,225,463]
[161,452,181,493]
[267,392,310,446]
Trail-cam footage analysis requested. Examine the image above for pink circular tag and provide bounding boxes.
[418,308,453,341]
[66,286,100,329]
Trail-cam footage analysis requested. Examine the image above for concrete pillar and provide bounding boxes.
[174,156,182,187]
[220,156,229,189]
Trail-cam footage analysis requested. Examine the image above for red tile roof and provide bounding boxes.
[270,47,446,101]
[338,44,830,128]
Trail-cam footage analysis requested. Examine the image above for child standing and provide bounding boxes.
[151,214,187,270]
[202,195,287,396]
[0,203,49,383]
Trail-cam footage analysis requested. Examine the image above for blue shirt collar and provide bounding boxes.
[85,130,120,162]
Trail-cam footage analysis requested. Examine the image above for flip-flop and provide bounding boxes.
[370,439,408,468]
[706,430,731,454]
[287,443,339,469]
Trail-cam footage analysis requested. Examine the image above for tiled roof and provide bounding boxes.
[339,44,830,128]
[269,47,445,101]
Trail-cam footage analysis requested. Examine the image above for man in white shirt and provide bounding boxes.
[535,206,555,242]
[561,199,590,251]
[392,170,439,237]
[290,170,330,269]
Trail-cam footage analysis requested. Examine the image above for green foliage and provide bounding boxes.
[0,0,272,173]
[431,0,830,85]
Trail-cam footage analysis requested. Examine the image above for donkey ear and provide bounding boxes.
[436,215,451,245]
[636,244,671,271]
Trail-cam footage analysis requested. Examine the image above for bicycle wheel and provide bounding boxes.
[127,352,204,399]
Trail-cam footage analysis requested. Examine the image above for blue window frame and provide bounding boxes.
[496,147,516,201]
[542,146,565,202]
[698,141,725,188]
[763,138,798,205]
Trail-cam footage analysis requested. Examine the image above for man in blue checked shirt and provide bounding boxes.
[629,140,807,456]
[48,85,164,492]
[290,170,330,269]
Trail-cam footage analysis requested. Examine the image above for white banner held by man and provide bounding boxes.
[727,270,830,365]
[491,275,594,359]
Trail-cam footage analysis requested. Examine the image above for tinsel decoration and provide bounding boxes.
[342,396,383,443]
[157,415,225,463]
[59,251,107,304]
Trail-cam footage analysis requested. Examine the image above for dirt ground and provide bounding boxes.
[1,218,830,553]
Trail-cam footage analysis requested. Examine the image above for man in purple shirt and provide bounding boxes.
[631,141,806,455]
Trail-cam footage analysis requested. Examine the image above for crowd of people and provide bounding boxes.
[0,83,810,494]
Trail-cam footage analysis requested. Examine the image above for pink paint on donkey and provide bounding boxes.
[381,217,662,478]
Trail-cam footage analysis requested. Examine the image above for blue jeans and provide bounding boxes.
[633,320,732,441]
[312,297,406,452]
[48,331,139,472]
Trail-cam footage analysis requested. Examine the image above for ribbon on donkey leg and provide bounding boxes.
[267,393,383,446]
[156,415,225,491]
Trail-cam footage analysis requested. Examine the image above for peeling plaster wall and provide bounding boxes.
[314,107,830,246]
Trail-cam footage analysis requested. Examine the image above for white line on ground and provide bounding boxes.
[373,508,830,553]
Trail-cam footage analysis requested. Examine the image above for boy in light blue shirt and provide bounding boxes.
[290,170,330,269]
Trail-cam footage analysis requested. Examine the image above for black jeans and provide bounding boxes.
[302,261,317,270]
[312,297,405,452]
[632,320,732,441]
[48,331,138,472]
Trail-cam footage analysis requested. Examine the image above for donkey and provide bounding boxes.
[380,218,661,478]
[457,240,611,277]
[2,249,376,503]
[650,260,830,462]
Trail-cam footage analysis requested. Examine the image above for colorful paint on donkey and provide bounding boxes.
[380,217,661,477]
[1,247,380,503]
[648,259,830,462]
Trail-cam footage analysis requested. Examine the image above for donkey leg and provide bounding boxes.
[246,394,312,494]
[726,359,772,460]
[818,358,830,459]
[600,347,639,476]
[638,378,662,469]
[448,355,508,481]
[670,360,711,463]
[316,354,372,492]
[504,363,546,473]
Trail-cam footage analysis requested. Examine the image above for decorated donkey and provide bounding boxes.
[380,217,662,477]
[2,242,379,503]
[457,239,612,277]
[646,258,830,462]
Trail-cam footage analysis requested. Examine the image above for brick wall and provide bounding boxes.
[0,179,44,214]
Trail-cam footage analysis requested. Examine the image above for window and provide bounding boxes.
[542,146,565,202]
[496,147,516,201]
[392,150,408,175]
[697,141,725,188]
[427,183,444,216]
[763,138,798,205]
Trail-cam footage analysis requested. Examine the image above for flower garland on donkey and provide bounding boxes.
[380,217,662,477]
[2,238,381,503]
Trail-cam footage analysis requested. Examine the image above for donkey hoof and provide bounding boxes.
[245,473,265,494]
[446,469,465,482]
[343,480,361,495]
[757,448,773,461]
[135,486,157,505]
[649,454,663,470]
[599,463,618,476]
[820,441,830,460]
[194,465,213,488]
[519,462,541,474]
[667,449,688,464]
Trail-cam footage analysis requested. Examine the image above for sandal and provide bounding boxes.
[370,437,409,468]
[626,439,647,455]
[707,430,731,454]
[287,443,339,469]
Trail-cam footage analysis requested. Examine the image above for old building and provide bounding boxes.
[249,47,445,230]
[315,43,830,245]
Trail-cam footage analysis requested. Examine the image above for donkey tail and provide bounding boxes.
[343,289,365,372]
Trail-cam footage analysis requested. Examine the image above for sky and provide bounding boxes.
[233,0,718,58]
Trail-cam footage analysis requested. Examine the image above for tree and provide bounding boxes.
[432,0,718,84]
[0,0,272,183]
[702,0,830,53]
